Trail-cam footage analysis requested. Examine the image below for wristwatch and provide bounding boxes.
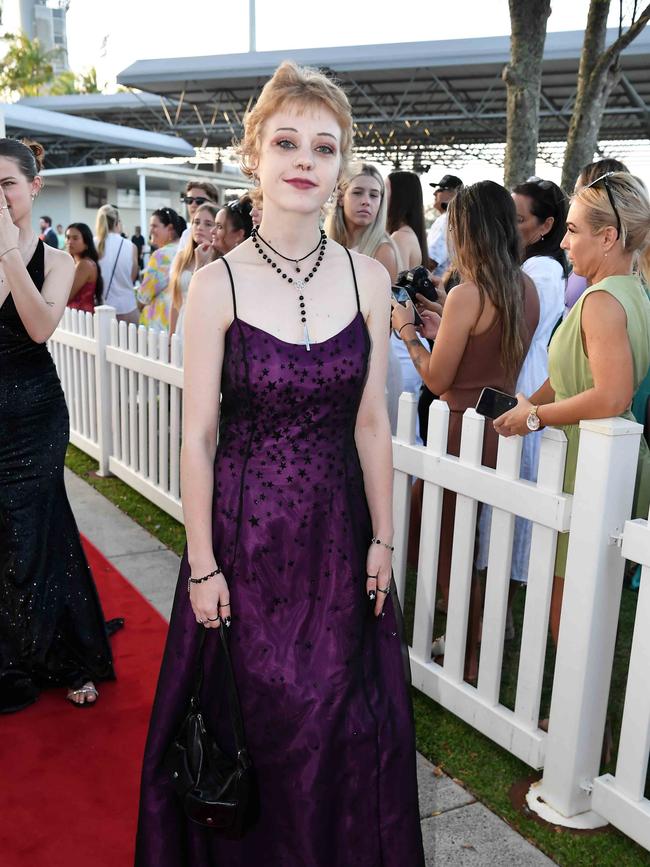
[526,405,541,431]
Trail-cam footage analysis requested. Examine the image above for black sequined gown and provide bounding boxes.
[0,240,114,713]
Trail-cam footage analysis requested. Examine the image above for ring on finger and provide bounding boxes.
[377,586,390,594]
[219,602,231,608]
[207,615,221,622]
[366,574,378,580]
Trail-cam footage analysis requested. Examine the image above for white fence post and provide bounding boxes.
[93,306,116,477]
[529,416,643,826]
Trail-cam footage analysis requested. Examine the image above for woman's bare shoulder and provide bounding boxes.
[43,244,74,274]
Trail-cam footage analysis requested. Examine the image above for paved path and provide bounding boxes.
[66,469,556,866]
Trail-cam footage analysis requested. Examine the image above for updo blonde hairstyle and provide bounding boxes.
[574,172,650,284]
[94,203,121,259]
[238,60,354,204]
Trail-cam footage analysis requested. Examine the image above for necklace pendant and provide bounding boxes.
[295,278,305,290]
[304,323,311,352]
[295,264,300,273]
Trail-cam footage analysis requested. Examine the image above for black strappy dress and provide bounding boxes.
[0,240,115,712]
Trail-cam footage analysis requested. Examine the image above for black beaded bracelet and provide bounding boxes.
[398,322,415,336]
[187,566,222,593]
[371,537,395,552]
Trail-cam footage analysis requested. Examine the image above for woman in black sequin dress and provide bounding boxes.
[0,139,114,712]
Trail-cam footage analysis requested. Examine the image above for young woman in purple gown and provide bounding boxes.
[135,62,425,866]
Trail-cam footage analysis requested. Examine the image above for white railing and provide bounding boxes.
[48,306,650,849]
[590,514,650,849]
[392,393,571,769]
[107,316,184,522]
[48,307,102,462]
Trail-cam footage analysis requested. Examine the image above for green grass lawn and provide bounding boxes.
[66,443,650,866]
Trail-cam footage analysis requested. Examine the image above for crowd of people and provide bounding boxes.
[40,180,255,343]
[1,56,650,866]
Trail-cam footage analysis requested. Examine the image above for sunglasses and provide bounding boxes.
[182,195,209,206]
[584,172,621,239]
[226,199,250,214]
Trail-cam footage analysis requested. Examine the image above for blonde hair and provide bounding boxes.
[325,161,398,262]
[238,60,354,201]
[574,172,650,285]
[95,204,120,259]
[169,202,218,312]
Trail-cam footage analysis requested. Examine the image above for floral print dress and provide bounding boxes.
[137,242,178,330]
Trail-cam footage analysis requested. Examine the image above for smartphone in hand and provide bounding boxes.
[392,287,424,327]
[475,387,518,419]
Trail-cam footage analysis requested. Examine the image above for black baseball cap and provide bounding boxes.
[429,174,463,190]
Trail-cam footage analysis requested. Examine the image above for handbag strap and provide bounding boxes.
[104,238,125,302]
[193,627,248,756]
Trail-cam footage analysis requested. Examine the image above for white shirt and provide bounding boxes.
[97,233,137,314]
[427,212,450,277]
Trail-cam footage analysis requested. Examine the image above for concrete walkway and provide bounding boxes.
[66,469,556,867]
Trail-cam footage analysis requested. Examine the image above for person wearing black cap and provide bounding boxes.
[427,174,462,276]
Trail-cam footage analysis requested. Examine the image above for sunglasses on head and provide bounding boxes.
[526,176,554,191]
[182,195,209,206]
[226,199,250,214]
[584,172,621,239]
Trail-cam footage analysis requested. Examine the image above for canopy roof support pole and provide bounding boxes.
[249,0,256,52]
[138,171,148,256]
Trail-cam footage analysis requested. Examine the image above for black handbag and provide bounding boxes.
[164,625,257,836]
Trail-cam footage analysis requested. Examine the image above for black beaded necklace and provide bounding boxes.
[251,227,327,351]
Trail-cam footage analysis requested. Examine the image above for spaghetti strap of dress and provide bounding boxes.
[221,257,237,318]
[343,247,361,313]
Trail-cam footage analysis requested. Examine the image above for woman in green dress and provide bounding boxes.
[494,171,650,645]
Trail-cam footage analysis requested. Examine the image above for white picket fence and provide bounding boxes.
[48,306,650,850]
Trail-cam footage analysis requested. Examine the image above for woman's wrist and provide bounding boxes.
[398,322,417,338]
[188,554,219,575]
[0,246,20,263]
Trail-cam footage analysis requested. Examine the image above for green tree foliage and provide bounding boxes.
[50,66,101,95]
[0,31,59,98]
[0,31,102,99]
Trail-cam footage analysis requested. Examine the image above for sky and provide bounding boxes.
[64,0,634,85]
[61,0,648,189]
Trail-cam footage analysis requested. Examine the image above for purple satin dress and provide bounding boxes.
[135,253,424,866]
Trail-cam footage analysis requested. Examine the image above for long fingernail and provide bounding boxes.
[368,591,376,601]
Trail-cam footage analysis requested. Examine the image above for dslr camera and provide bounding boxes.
[392,266,438,304]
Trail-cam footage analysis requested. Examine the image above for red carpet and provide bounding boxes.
[0,537,169,867]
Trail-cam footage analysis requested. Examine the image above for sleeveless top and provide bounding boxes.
[0,240,51,374]
[67,278,96,313]
[97,233,136,314]
[550,275,650,575]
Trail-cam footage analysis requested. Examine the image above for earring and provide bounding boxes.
[253,175,260,188]
[540,234,545,241]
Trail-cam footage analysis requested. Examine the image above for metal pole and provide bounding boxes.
[138,171,148,259]
[249,0,256,52]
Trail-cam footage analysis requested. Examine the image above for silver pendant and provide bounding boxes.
[295,279,305,290]
[304,323,311,351]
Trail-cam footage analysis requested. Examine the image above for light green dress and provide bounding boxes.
[548,275,650,577]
